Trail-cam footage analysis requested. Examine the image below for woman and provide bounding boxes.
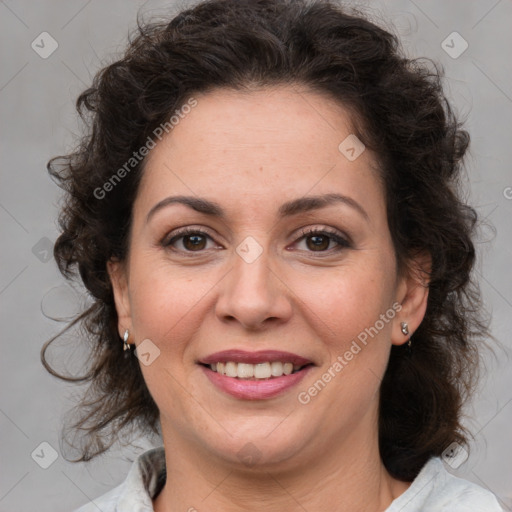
[43,0,504,510]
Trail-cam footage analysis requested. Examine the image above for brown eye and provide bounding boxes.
[163,228,217,252]
[306,234,330,251]
[294,228,351,254]
[182,234,207,251]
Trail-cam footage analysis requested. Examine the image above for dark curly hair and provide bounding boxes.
[42,0,490,481]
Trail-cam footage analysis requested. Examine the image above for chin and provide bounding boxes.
[197,420,313,471]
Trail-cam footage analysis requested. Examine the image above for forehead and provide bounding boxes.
[150,86,358,161]
[136,86,384,221]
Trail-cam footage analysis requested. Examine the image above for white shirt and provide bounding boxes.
[74,447,503,511]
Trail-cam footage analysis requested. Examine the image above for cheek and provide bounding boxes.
[292,257,396,351]
[127,257,215,349]
[293,261,396,429]
[126,260,215,419]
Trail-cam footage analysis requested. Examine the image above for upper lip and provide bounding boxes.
[199,350,314,366]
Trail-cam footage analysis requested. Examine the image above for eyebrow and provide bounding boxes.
[146,193,369,223]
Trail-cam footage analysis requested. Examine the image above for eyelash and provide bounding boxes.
[295,227,351,252]
[162,226,351,255]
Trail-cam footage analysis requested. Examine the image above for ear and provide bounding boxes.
[391,250,431,346]
[107,258,132,341]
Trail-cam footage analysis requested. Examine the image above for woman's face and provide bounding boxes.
[110,86,428,470]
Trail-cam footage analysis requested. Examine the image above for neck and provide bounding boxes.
[154,414,410,512]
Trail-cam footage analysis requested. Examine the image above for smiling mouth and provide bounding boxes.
[200,361,312,379]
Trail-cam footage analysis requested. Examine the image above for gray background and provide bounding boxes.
[1,0,511,510]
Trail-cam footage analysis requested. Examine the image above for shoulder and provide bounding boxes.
[72,447,166,512]
[73,485,122,511]
[386,457,503,512]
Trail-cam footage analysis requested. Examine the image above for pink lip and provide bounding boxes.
[201,364,313,400]
[199,349,313,366]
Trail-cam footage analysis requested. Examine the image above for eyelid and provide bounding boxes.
[161,226,221,248]
[161,225,351,253]
[291,226,351,252]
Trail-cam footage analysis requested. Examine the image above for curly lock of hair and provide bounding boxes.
[42,0,490,481]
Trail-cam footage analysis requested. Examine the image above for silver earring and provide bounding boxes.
[123,329,130,351]
[400,322,412,348]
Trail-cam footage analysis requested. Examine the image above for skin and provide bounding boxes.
[108,86,430,512]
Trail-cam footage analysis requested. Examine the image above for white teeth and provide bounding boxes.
[271,361,283,376]
[210,361,304,379]
[225,361,238,378]
[254,362,271,379]
[283,362,293,375]
[237,363,254,379]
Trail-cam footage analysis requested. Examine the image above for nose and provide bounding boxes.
[215,245,293,331]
